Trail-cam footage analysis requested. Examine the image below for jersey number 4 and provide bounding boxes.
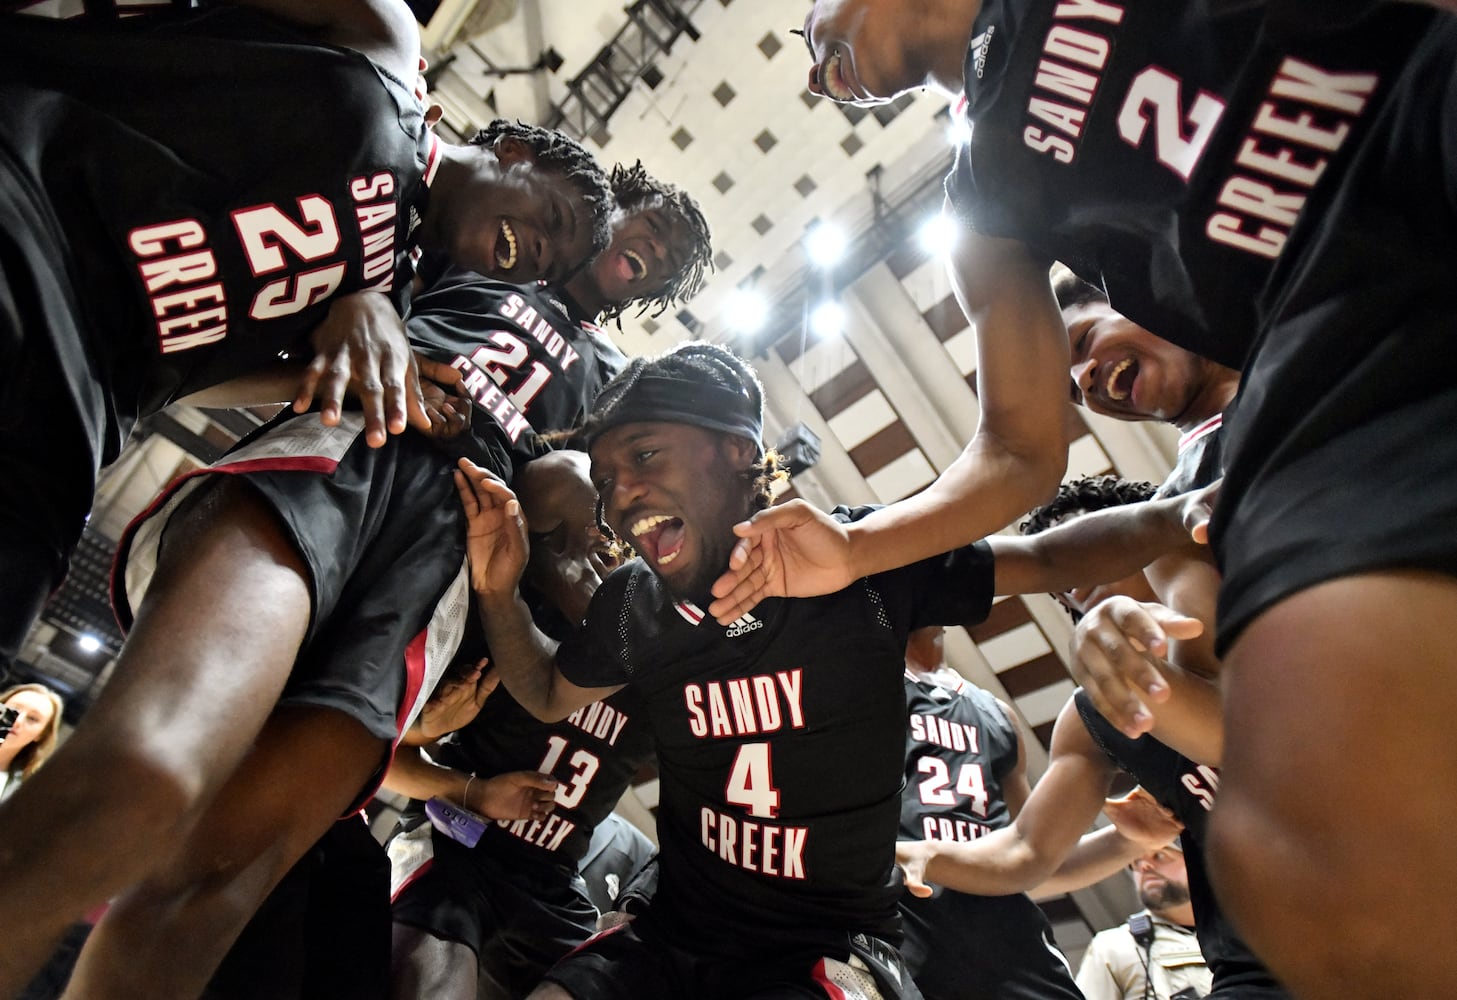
[725,742,781,819]
[916,757,989,817]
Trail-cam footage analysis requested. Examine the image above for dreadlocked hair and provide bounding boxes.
[597,161,714,324]
[1049,262,1108,312]
[469,120,613,259]
[585,342,785,552]
[1019,474,1157,537]
[1019,474,1159,623]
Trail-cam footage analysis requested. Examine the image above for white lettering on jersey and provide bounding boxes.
[1180,762,1220,812]
[496,294,582,371]
[128,218,229,354]
[683,669,806,739]
[564,700,632,747]
[1205,57,1378,259]
[352,172,399,290]
[496,812,576,852]
[448,356,534,442]
[908,713,980,753]
[921,815,994,843]
[699,806,808,880]
[1020,0,1125,163]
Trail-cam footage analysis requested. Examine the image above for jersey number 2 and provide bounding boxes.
[1117,67,1227,181]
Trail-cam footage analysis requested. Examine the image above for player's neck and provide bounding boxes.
[1174,367,1238,434]
[562,273,608,320]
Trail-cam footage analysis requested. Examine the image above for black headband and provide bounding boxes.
[585,374,763,453]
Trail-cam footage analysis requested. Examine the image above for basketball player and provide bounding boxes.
[0,163,708,998]
[196,166,711,1000]
[898,624,1084,1000]
[386,451,657,1000]
[453,342,1211,1000]
[0,1,613,681]
[708,6,1457,993]
[1053,269,1237,496]
[897,484,1283,999]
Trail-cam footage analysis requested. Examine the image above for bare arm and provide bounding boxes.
[1069,549,1225,764]
[455,459,621,723]
[709,228,1070,623]
[898,699,1117,896]
[988,492,1210,598]
[380,747,558,821]
[995,700,1162,898]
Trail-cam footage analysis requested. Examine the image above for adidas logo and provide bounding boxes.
[724,612,764,638]
[970,25,995,80]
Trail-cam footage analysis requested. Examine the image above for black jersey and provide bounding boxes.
[432,685,653,867]
[406,269,627,470]
[556,505,996,958]
[900,671,1018,843]
[1156,414,1224,499]
[1075,690,1289,997]
[899,672,1082,1000]
[950,0,1431,371]
[0,8,436,464]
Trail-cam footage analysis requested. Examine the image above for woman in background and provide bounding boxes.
[0,683,64,802]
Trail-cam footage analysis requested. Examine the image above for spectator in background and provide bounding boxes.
[1077,841,1212,1000]
[0,683,64,802]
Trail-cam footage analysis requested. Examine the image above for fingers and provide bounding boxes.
[894,856,934,899]
[1072,600,1166,737]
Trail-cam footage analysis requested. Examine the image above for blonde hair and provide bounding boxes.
[2,683,64,779]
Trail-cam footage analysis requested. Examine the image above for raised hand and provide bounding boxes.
[454,458,529,597]
[1176,478,1220,544]
[1070,596,1204,738]
[707,500,854,624]
[295,290,428,446]
[414,658,498,742]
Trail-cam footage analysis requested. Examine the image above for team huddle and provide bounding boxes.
[0,0,1454,998]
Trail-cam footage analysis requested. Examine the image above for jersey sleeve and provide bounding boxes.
[553,566,635,689]
[833,505,997,630]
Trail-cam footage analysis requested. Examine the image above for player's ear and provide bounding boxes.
[493,135,536,167]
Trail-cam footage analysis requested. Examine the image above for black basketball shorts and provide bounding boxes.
[114,413,471,754]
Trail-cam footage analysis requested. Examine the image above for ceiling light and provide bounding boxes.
[78,634,102,654]
[918,213,959,256]
[809,300,845,340]
[725,288,768,334]
[803,222,846,268]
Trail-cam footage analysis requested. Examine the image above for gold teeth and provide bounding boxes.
[630,513,672,537]
[499,220,518,271]
[1106,357,1133,400]
[623,249,647,280]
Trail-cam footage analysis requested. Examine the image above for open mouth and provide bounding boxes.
[630,513,686,567]
[619,248,647,283]
[495,220,519,272]
[821,47,858,103]
[1105,357,1138,402]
